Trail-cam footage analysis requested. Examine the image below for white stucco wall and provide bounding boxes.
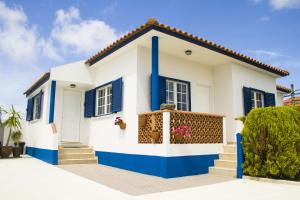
[84,47,168,156]
[213,64,235,142]
[276,92,284,106]
[23,82,58,150]
[135,45,224,155]
[136,46,214,114]
[231,62,278,140]
[50,60,93,86]
[23,43,281,156]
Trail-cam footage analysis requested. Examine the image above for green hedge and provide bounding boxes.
[242,106,300,180]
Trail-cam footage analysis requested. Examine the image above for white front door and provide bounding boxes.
[61,90,81,142]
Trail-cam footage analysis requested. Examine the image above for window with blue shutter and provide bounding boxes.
[26,98,34,121]
[84,89,96,118]
[36,90,43,119]
[158,76,167,107]
[243,87,252,115]
[157,75,191,111]
[84,77,123,117]
[26,90,43,122]
[243,86,276,115]
[264,92,275,107]
[112,77,123,113]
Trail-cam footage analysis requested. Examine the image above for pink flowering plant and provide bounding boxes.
[171,125,192,143]
[114,117,122,125]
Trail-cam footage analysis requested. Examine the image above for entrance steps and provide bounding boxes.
[58,142,98,165]
[209,144,237,177]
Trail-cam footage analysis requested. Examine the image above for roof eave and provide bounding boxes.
[276,85,292,93]
[85,19,289,77]
[24,72,50,97]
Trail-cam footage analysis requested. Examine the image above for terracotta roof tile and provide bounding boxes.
[284,97,300,106]
[24,72,50,96]
[276,85,292,93]
[85,18,289,77]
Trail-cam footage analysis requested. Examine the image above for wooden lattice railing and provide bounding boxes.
[138,111,163,143]
[169,111,223,144]
[138,110,224,144]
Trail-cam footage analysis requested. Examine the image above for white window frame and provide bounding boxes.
[166,80,189,111]
[95,84,112,116]
[32,94,40,120]
[251,90,264,108]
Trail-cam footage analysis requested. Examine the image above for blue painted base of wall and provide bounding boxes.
[26,146,58,165]
[96,151,218,178]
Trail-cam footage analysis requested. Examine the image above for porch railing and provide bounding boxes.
[138,110,225,144]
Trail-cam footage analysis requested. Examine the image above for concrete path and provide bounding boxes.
[0,157,299,200]
[59,164,234,195]
[0,157,131,200]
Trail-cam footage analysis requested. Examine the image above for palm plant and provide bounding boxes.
[11,130,22,147]
[3,105,22,146]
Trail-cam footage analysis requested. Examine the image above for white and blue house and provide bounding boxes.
[23,18,291,178]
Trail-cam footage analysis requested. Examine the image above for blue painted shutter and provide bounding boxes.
[26,98,34,121]
[84,89,96,118]
[112,77,123,113]
[36,91,43,119]
[188,83,191,111]
[158,76,166,107]
[49,80,56,123]
[243,87,252,115]
[264,92,275,107]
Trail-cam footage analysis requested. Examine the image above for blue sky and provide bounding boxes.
[0,0,299,110]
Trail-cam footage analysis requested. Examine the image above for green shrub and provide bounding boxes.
[242,106,300,180]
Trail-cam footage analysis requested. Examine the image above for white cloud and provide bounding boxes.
[0,3,121,110]
[246,49,300,89]
[259,15,271,22]
[0,64,41,113]
[252,0,300,9]
[247,49,286,58]
[38,38,62,61]
[0,3,119,63]
[50,7,118,55]
[252,0,263,4]
[269,0,300,9]
[102,1,118,16]
[0,1,38,64]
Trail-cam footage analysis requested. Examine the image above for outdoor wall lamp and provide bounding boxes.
[185,50,192,55]
[70,84,76,88]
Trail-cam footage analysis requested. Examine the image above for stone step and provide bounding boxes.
[227,141,236,145]
[58,158,98,165]
[214,160,237,169]
[59,143,89,148]
[219,153,237,161]
[59,147,94,154]
[209,167,236,177]
[58,153,96,160]
[223,145,237,154]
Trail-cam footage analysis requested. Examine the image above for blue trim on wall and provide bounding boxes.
[151,36,159,111]
[48,80,56,123]
[236,133,243,178]
[96,151,218,178]
[26,146,58,165]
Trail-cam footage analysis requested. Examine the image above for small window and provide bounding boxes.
[96,85,112,116]
[32,94,41,120]
[166,80,189,111]
[251,91,264,108]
